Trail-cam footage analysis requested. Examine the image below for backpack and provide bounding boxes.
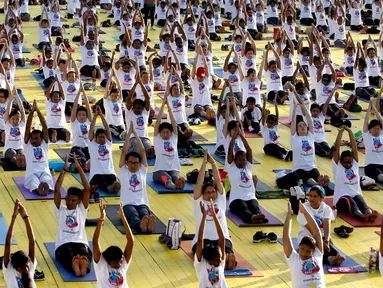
[165,218,182,250]
[343,94,358,111]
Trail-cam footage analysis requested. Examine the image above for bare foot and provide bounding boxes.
[140,216,149,233]
[323,175,330,187]
[107,181,121,194]
[336,254,346,266]
[51,130,57,143]
[327,256,337,266]
[65,131,71,143]
[147,214,156,233]
[175,177,185,190]
[370,210,378,222]
[317,175,324,187]
[79,256,88,277]
[363,211,372,222]
[225,253,237,270]
[37,183,48,196]
[165,181,176,190]
[72,256,81,276]
[251,214,265,224]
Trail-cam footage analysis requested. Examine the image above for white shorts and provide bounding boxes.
[24,172,53,192]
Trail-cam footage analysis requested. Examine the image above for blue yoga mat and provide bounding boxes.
[119,146,155,166]
[49,160,65,172]
[225,269,252,276]
[146,173,194,194]
[17,64,33,69]
[277,238,368,273]
[199,144,260,165]
[112,36,122,43]
[0,213,16,245]
[72,173,120,197]
[30,72,47,90]
[44,242,97,282]
[22,47,30,53]
[273,169,335,191]
[214,68,224,78]
[16,89,26,102]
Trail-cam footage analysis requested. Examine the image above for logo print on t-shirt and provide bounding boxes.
[172,98,182,108]
[313,120,322,130]
[164,42,170,50]
[284,57,292,66]
[355,10,360,15]
[206,202,219,216]
[80,124,88,135]
[134,49,142,57]
[235,44,241,52]
[314,215,323,228]
[269,130,278,142]
[176,46,184,53]
[347,56,354,64]
[49,70,54,77]
[13,44,19,52]
[98,145,109,157]
[51,103,61,113]
[249,83,258,91]
[145,84,152,92]
[198,82,205,92]
[270,73,280,80]
[207,267,219,285]
[373,137,383,149]
[301,140,312,152]
[65,215,78,228]
[301,258,320,275]
[67,84,76,93]
[164,140,174,152]
[303,55,309,61]
[53,13,60,20]
[113,103,119,113]
[10,127,20,137]
[43,29,49,36]
[245,59,253,67]
[129,174,140,188]
[0,105,5,116]
[229,74,238,84]
[345,168,357,180]
[33,147,43,160]
[240,171,249,183]
[323,86,332,95]
[108,271,124,286]
[339,25,344,33]
[233,142,240,152]
[319,13,324,19]
[136,116,144,127]
[188,26,195,32]
[124,74,131,83]
[370,58,376,66]
[359,71,366,80]
[87,50,94,57]
[16,275,23,288]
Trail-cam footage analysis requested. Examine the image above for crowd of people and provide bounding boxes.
[1,0,383,286]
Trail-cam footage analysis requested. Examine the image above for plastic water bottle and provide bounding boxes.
[298,179,305,194]
[369,247,377,273]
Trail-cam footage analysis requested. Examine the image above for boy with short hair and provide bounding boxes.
[241,97,261,133]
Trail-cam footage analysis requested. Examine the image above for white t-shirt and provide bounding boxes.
[125,108,149,139]
[266,5,278,18]
[312,114,326,143]
[135,82,155,108]
[289,90,310,121]
[3,259,37,288]
[225,71,241,93]
[283,22,296,40]
[366,56,380,77]
[354,68,369,88]
[194,253,228,288]
[241,55,257,76]
[128,45,146,68]
[153,134,180,173]
[262,124,279,145]
[10,40,23,60]
[0,101,7,130]
[372,3,381,20]
[332,159,361,205]
[43,65,55,79]
[242,78,261,106]
[334,22,346,41]
[363,131,383,166]
[94,255,130,288]
[224,135,246,171]
[50,12,62,27]
[350,8,362,26]
[120,165,149,206]
[265,69,283,92]
[297,201,334,242]
[46,98,68,129]
[315,12,327,26]
[255,10,264,23]
[191,78,212,108]
[104,98,125,127]
[156,6,167,20]
[183,23,196,41]
[117,68,136,90]
[80,45,99,67]
[24,140,51,178]
[89,139,116,180]
[159,40,171,57]
[168,94,187,125]
[215,115,235,150]
[315,81,336,105]
[171,41,188,65]
[344,53,355,69]
[241,107,261,123]
[300,3,312,18]
[291,132,317,172]
[38,27,50,43]
[3,121,25,152]
[192,193,231,246]
[54,202,88,250]
[62,80,81,104]
[286,248,325,288]
[228,161,256,204]
[281,55,295,77]
[72,119,90,148]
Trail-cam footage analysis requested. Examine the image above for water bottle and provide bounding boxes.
[369,247,377,273]
[298,179,305,194]
[332,206,337,223]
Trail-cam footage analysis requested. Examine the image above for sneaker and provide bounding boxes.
[253,231,268,243]
[248,126,254,133]
[88,193,95,203]
[180,158,193,166]
[34,270,45,281]
[267,232,278,243]
[94,192,101,203]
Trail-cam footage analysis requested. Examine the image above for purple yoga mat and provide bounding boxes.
[225,200,283,227]
[153,106,168,119]
[13,176,67,200]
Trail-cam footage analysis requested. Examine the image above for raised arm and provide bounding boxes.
[283,202,294,258]
[333,127,344,164]
[363,100,372,133]
[154,96,166,136]
[93,200,105,264]
[195,201,207,262]
[3,200,19,269]
[299,201,323,253]
[35,103,49,143]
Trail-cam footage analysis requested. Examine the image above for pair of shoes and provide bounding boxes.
[34,270,45,281]
[253,231,277,243]
[215,149,225,157]
[285,150,293,161]
[180,158,193,165]
[221,44,229,51]
[154,43,160,49]
[334,226,352,238]
[190,149,199,157]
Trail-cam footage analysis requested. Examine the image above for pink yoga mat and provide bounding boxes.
[244,131,263,138]
[13,176,67,200]
[324,198,382,227]
[278,116,291,128]
[225,200,283,227]
[153,106,167,119]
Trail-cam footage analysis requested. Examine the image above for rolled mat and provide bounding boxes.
[146,173,194,194]
[277,238,367,273]
[105,204,166,234]
[72,173,120,197]
[12,176,67,200]
[0,213,16,245]
[44,242,96,282]
[180,240,263,277]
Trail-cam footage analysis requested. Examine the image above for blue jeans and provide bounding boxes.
[123,204,150,229]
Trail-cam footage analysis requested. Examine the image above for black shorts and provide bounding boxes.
[192,239,234,255]
[48,128,69,141]
[55,242,92,273]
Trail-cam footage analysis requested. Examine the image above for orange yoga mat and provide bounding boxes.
[180,240,263,278]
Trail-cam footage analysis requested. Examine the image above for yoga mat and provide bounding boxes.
[17,89,27,102]
[188,131,208,142]
[72,173,120,197]
[54,148,70,161]
[323,198,382,227]
[350,78,379,88]
[278,116,291,128]
[226,200,283,227]
[188,58,221,67]
[32,44,42,52]
[17,64,33,69]
[146,173,194,194]
[105,204,166,234]
[325,114,359,121]
[214,68,224,78]
[60,17,67,22]
[0,213,16,245]
[44,242,96,282]
[30,72,47,90]
[118,146,156,166]
[13,176,67,200]
[180,240,263,277]
[272,169,335,191]
[199,144,260,165]
[256,180,275,192]
[112,36,122,42]
[98,29,106,34]
[277,238,368,273]
[94,126,124,143]
[376,231,381,236]
[153,106,168,119]
[22,46,30,53]
[244,131,263,138]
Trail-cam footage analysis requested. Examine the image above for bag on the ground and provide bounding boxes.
[256,189,290,199]
[343,94,358,111]
[165,218,182,250]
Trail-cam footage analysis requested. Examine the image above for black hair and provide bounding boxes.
[268,60,277,68]
[346,46,354,52]
[159,122,173,133]
[283,47,291,54]
[220,104,227,111]
[301,47,310,55]
[367,47,376,54]
[9,109,20,118]
[299,236,316,250]
[286,15,293,21]
[266,114,277,123]
[234,34,243,40]
[46,59,54,63]
[295,82,304,91]
[362,40,368,46]
[122,61,131,67]
[202,181,216,194]
[102,62,111,69]
[206,10,213,15]
[41,19,48,24]
[0,88,9,99]
[340,150,353,163]
[310,103,320,111]
[245,45,254,54]
[162,33,171,39]
[227,120,237,132]
[322,74,331,81]
[11,251,31,288]
[313,56,321,63]
[110,88,119,95]
[358,58,366,68]
[1,57,10,63]
[95,128,107,138]
[234,150,246,160]
[125,151,142,162]
[31,129,43,138]
[133,99,145,108]
[59,59,67,65]
[246,68,256,76]
[102,246,124,262]
[152,57,162,65]
[67,187,82,199]
[321,47,329,54]
[202,243,220,261]
[77,105,87,115]
[246,97,256,104]
[228,63,237,70]
[368,119,382,130]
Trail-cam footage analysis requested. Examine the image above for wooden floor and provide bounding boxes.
[0,4,383,287]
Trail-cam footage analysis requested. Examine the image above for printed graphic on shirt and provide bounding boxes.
[314,215,323,228]
[33,147,43,160]
[108,271,124,286]
[206,203,219,216]
[172,98,182,108]
[98,145,109,157]
[51,103,61,113]
[301,140,312,152]
[233,142,240,152]
[80,124,88,135]
[345,168,357,181]
[373,137,383,149]
[313,120,322,130]
[301,258,320,275]
[16,275,22,288]
[207,267,219,285]
[129,174,140,188]
[10,127,20,137]
[0,106,5,116]
[66,215,78,228]
[164,140,174,152]
[240,171,249,183]
[67,84,76,93]
[113,103,120,114]
[269,130,278,142]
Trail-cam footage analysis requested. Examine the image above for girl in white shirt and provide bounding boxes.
[3,199,37,288]
[79,29,101,81]
[278,36,295,85]
[223,47,244,102]
[333,126,378,222]
[266,0,280,25]
[49,5,62,36]
[297,186,346,266]
[365,36,382,87]
[9,28,25,67]
[241,33,257,77]
[343,33,356,75]
[283,201,325,288]
[193,152,236,271]
[38,8,52,50]
[62,58,82,116]
[152,96,186,190]
[354,44,378,100]
[349,0,364,31]
[93,201,133,288]
[119,125,156,232]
